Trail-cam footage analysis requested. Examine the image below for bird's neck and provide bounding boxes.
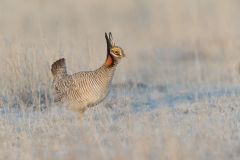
[104,54,117,68]
[96,54,118,80]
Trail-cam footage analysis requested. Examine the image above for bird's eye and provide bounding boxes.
[115,51,119,55]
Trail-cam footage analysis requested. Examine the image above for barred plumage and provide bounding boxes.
[51,33,125,113]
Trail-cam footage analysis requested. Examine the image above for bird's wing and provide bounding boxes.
[53,74,86,102]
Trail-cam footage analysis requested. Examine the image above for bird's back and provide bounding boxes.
[52,59,116,112]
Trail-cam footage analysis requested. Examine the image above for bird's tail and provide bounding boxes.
[51,58,67,78]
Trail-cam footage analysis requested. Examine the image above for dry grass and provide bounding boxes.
[0,0,240,159]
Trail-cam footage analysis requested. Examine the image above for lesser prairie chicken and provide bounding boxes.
[51,32,125,114]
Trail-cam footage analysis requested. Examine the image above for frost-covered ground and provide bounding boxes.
[1,0,240,159]
[0,80,240,160]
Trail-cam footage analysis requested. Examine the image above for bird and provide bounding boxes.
[51,32,125,114]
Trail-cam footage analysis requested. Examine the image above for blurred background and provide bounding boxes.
[1,0,240,105]
[1,0,240,86]
[1,0,240,108]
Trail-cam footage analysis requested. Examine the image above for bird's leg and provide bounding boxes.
[77,108,86,122]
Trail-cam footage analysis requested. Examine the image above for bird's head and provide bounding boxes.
[110,46,125,59]
[105,32,125,60]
